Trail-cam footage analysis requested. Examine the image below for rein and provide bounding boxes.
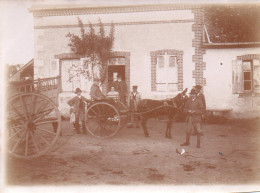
[135,100,181,116]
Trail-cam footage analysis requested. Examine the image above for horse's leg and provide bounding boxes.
[141,115,149,137]
[166,115,173,139]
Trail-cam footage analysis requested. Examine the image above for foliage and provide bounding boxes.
[66,17,114,83]
[204,4,260,43]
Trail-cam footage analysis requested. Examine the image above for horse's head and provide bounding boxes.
[169,88,188,111]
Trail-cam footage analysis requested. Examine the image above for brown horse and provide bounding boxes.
[137,88,188,138]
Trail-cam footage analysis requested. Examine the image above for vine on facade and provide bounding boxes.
[66,17,114,83]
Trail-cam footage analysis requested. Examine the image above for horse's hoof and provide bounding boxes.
[145,134,150,138]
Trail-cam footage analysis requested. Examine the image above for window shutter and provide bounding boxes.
[49,59,59,77]
[253,59,260,93]
[157,56,164,68]
[237,60,243,93]
[232,60,242,94]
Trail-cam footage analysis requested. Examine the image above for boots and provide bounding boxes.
[181,133,190,146]
[196,133,201,148]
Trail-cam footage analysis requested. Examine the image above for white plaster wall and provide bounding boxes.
[113,22,194,99]
[204,48,260,118]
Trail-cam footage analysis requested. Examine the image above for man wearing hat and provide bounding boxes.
[181,89,205,148]
[90,78,106,100]
[128,85,141,128]
[67,88,90,134]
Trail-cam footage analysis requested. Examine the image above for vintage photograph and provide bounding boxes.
[1,0,260,192]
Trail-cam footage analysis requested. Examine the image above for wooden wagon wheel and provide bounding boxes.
[86,102,121,139]
[6,93,61,158]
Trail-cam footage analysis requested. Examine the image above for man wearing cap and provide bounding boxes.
[67,88,90,134]
[90,78,106,100]
[128,85,141,128]
[181,89,205,148]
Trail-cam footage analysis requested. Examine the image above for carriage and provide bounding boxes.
[6,76,129,159]
[6,76,186,159]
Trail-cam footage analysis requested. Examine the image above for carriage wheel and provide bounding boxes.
[86,102,121,139]
[6,93,61,158]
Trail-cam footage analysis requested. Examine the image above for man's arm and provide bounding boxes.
[201,94,206,110]
[67,97,76,106]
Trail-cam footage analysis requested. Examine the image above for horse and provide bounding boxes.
[137,88,188,138]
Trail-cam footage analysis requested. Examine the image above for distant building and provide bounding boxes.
[29,4,260,118]
[8,59,34,81]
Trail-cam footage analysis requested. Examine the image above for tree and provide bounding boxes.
[66,17,114,83]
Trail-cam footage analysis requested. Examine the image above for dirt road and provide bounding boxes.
[6,118,260,185]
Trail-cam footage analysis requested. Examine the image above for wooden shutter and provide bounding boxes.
[232,60,243,94]
[49,59,59,77]
[253,59,260,93]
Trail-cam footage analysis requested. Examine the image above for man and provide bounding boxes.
[67,88,90,134]
[90,78,106,100]
[192,85,206,136]
[114,75,127,104]
[181,89,205,148]
[193,85,206,111]
[128,85,141,128]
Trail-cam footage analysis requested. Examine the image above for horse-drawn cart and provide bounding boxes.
[6,77,128,158]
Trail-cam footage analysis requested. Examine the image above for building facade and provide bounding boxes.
[29,4,260,118]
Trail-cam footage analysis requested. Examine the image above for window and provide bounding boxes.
[156,55,178,92]
[232,58,260,94]
[49,59,59,77]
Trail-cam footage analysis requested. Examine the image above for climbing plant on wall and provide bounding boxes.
[66,17,114,83]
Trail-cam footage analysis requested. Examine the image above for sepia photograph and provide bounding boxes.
[1,0,260,192]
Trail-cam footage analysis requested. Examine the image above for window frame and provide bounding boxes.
[242,60,253,92]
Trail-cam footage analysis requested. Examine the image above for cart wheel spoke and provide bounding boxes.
[35,132,51,145]
[20,95,29,119]
[10,103,27,121]
[10,129,27,153]
[24,131,29,156]
[37,128,57,136]
[8,127,24,140]
[30,131,39,154]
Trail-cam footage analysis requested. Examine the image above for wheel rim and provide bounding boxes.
[6,93,61,158]
[86,102,121,138]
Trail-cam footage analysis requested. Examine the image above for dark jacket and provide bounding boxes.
[67,96,90,113]
[113,80,127,97]
[183,96,205,123]
[90,84,105,100]
[197,92,206,110]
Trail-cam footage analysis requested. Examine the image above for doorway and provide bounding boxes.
[107,65,125,89]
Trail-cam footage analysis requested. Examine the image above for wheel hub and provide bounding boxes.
[26,120,36,131]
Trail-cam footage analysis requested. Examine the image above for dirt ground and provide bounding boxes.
[5,118,260,186]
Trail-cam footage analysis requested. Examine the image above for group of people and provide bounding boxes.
[67,76,206,148]
[67,75,141,134]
